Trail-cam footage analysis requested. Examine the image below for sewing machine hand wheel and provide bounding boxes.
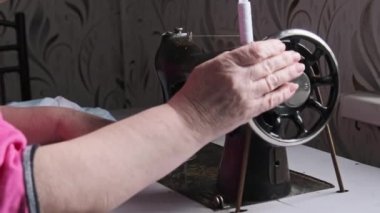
[155,28,339,147]
[249,29,339,147]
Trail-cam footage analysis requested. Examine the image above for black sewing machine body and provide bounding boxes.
[155,28,218,101]
[155,27,340,207]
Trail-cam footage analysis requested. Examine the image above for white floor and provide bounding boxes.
[115,141,380,213]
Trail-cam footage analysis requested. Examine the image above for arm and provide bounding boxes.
[33,39,304,212]
[34,104,206,212]
[0,106,113,145]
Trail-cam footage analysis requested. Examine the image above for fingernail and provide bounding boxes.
[296,63,305,73]
[278,41,286,50]
[293,51,301,61]
[289,83,299,94]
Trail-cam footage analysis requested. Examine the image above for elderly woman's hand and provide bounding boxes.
[168,39,304,140]
[27,39,304,213]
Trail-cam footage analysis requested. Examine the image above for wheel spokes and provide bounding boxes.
[271,116,283,135]
[250,29,339,146]
[310,75,334,87]
[303,47,324,66]
[312,47,325,62]
[287,37,301,52]
[291,111,308,137]
[307,98,327,114]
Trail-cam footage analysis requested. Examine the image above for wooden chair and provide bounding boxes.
[0,13,31,104]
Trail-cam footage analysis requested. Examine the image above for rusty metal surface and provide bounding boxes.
[159,143,334,210]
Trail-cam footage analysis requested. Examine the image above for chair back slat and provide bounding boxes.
[0,13,31,104]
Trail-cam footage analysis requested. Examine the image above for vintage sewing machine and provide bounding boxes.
[155,27,345,211]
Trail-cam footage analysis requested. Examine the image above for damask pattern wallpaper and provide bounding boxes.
[251,0,380,167]
[0,0,125,108]
[0,0,379,166]
[121,0,380,167]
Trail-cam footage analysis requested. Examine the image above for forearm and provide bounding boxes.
[1,106,62,144]
[34,104,209,212]
[0,106,113,145]
[31,39,302,212]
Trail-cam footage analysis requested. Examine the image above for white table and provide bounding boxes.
[115,142,380,213]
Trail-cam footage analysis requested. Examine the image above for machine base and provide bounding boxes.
[159,143,334,210]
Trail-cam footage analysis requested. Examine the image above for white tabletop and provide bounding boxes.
[115,143,380,213]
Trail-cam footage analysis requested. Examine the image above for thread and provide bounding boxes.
[238,0,254,44]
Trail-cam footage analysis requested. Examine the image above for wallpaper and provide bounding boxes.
[0,0,379,167]
[120,0,380,167]
[252,0,380,167]
[0,0,125,108]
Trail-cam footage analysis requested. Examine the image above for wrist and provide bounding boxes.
[167,94,216,144]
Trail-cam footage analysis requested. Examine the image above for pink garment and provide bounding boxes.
[0,113,28,213]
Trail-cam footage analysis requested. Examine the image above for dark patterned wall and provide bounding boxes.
[252,0,380,167]
[120,0,380,167]
[120,0,241,108]
[0,0,125,109]
[0,0,379,166]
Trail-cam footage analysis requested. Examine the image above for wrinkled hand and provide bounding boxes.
[168,39,304,140]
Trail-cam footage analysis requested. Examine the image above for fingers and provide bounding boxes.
[256,83,299,114]
[247,51,301,81]
[228,39,286,66]
[252,63,305,97]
